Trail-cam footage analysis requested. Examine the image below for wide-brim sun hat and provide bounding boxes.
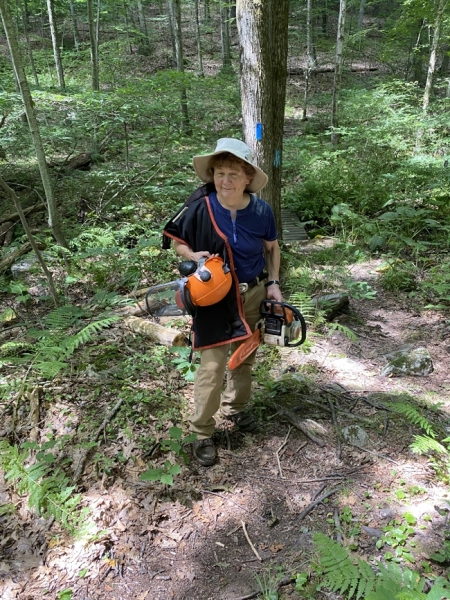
[193,138,268,193]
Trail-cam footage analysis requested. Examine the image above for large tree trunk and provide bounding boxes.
[46,0,65,89]
[237,0,290,236]
[87,0,99,90]
[0,0,67,248]
[423,0,448,112]
[331,0,347,146]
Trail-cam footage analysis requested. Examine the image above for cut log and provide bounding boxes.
[122,316,188,347]
[0,241,46,273]
[0,202,46,225]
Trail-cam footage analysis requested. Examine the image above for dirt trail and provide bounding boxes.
[1,254,450,600]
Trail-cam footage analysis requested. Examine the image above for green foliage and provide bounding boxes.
[384,400,435,437]
[0,439,95,538]
[139,426,196,486]
[169,346,198,382]
[376,515,417,563]
[0,304,119,379]
[313,533,450,599]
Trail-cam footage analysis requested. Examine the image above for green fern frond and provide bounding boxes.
[395,592,426,600]
[410,435,448,455]
[328,321,358,342]
[313,532,375,599]
[285,291,316,321]
[44,305,87,329]
[385,401,435,437]
[63,315,119,355]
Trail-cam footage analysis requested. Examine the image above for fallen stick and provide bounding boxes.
[272,402,326,447]
[0,202,46,225]
[328,398,341,460]
[73,397,124,482]
[276,426,291,478]
[351,443,400,465]
[296,486,342,522]
[241,521,262,562]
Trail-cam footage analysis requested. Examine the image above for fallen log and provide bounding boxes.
[122,315,188,347]
[289,65,378,76]
[0,202,46,225]
[0,241,46,273]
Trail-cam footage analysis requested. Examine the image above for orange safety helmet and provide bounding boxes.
[180,256,232,314]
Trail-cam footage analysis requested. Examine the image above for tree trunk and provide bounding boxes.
[69,0,80,53]
[168,0,190,134]
[423,0,448,112]
[331,0,347,146]
[0,0,67,248]
[194,0,204,76]
[87,0,99,90]
[357,0,366,29]
[220,0,232,71]
[46,0,65,89]
[237,0,290,236]
[306,0,317,69]
[21,0,40,87]
[136,0,150,54]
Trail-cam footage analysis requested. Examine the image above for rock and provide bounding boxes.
[361,526,383,539]
[341,425,370,447]
[11,256,38,281]
[381,346,434,377]
[312,292,349,320]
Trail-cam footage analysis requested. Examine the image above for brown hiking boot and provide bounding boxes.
[192,438,217,466]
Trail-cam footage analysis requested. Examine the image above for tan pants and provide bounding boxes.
[189,280,267,439]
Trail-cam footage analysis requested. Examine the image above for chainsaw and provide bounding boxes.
[228,300,307,370]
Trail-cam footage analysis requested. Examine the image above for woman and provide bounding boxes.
[163,138,282,466]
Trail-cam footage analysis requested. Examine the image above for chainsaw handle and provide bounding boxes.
[286,304,307,347]
[259,300,307,347]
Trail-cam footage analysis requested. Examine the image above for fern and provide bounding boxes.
[328,321,358,342]
[0,440,94,537]
[410,435,449,455]
[313,532,375,599]
[384,401,435,437]
[313,533,450,600]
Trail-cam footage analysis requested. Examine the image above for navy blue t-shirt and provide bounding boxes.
[209,192,278,283]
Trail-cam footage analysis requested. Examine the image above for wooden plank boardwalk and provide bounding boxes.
[281,209,309,242]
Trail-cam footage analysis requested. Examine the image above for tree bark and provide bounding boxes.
[87,0,99,90]
[46,0,65,89]
[423,0,448,112]
[122,316,188,346]
[21,0,40,87]
[0,0,67,248]
[69,0,80,53]
[237,0,290,236]
[194,0,204,76]
[331,0,347,146]
[220,0,232,71]
[168,0,190,133]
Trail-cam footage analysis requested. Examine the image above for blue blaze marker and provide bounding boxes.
[256,123,263,140]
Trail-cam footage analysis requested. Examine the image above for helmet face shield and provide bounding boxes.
[145,257,232,317]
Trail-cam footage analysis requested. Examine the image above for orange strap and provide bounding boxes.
[228,329,261,370]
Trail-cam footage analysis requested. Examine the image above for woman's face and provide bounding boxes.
[213,163,253,202]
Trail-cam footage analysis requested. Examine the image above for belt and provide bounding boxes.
[239,270,268,294]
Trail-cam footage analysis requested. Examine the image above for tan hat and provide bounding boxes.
[193,138,268,193]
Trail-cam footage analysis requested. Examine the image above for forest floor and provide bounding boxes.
[1,239,450,600]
